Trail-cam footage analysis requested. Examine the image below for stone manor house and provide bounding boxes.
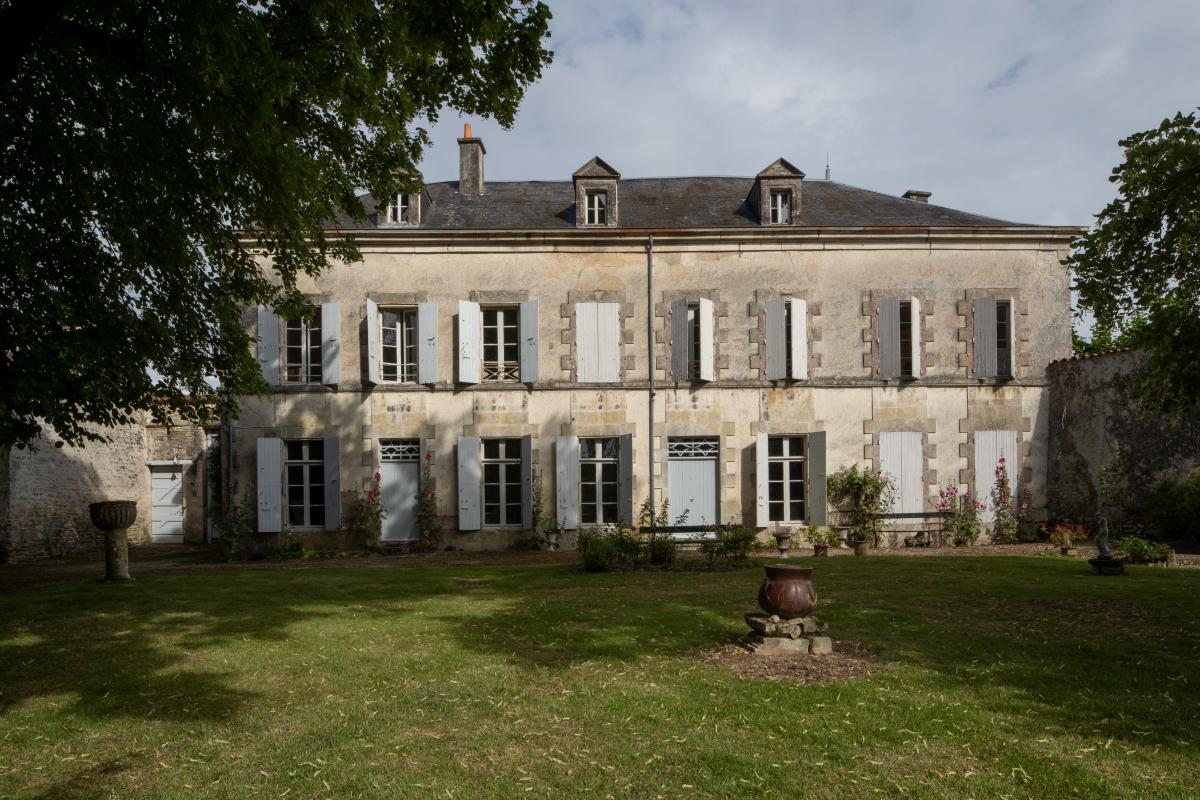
[232,126,1078,550]
[0,127,1079,560]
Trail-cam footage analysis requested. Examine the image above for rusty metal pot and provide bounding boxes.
[757,563,816,618]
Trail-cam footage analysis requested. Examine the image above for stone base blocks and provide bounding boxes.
[743,612,833,656]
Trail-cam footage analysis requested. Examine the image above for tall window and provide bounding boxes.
[767,435,806,523]
[285,440,325,528]
[580,438,620,524]
[996,300,1012,378]
[388,192,409,223]
[769,189,792,224]
[586,190,607,224]
[899,300,914,378]
[686,302,701,380]
[482,307,520,382]
[783,300,794,377]
[380,308,417,383]
[482,438,522,526]
[284,316,322,384]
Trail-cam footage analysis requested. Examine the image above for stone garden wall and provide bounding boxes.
[1047,350,1200,527]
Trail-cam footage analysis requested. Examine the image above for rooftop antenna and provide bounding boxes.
[825,153,831,181]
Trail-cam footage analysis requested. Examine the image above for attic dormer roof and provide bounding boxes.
[572,156,621,180]
[756,158,805,179]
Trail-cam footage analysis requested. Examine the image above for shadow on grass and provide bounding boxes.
[2,554,1199,756]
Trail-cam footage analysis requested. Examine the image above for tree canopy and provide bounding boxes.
[1067,111,1200,412]
[0,0,552,448]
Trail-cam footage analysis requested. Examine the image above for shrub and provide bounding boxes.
[804,526,841,549]
[578,527,620,572]
[1045,522,1088,548]
[990,456,1032,544]
[212,478,257,558]
[1145,469,1200,540]
[1113,535,1170,564]
[511,470,554,550]
[937,483,986,546]
[827,464,895,545]
[341,471,386,549]
[646,534,676,567]
[415,452,445,551]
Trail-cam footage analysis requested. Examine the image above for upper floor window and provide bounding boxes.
[285,439,325,528]
[380,307,418,383]
[767,435,807,523]
[586,190,608,225]
[482,306,520,382]
[482,438,523,526]
[580,437,620,524]
[284,316,322,384]
[899,300,915,378]
[686,302,702,380]
[388,192,410,223]
[996,299,1013,378]
[769,189,792,224]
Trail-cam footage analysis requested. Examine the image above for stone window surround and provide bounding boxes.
[748,289,823,380]
[755,177,803,226]
[559,290,636,382]
[654,289,729,383]
[861,289,934,379]
[652,419,740,519]
[574,178,618,228]
[862,417,939,513]
[958,408,1034,497]
[750,415,827,535]
[956,289,1031,381]
[377,189,422,227]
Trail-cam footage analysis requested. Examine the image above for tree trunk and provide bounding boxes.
[104,528,132,582]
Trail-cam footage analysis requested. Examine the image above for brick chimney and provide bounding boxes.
[458,123,485,196]
[902,190,931,203]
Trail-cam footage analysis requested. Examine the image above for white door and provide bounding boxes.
[880,431,924,523]
[667,437,719,535]
[380,440,421,542]
[151,468,185,543]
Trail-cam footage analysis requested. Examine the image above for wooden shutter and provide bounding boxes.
[365,299,380,385]
[256,437,282,533]
[909,296,921,378]
[974,298,998,379]
[755,431,770,528]
[418,301,438,384]
[576,303,599,382]
[556,435,580,530]
[671,298,689,380]
[698,297,715,382]
[520,434,534,529]
[619,433,635,526]
[596,302,621,382]
[321,302,340,386]
[520,299,539,383]
[880,431,923,520]
[764,298,787,380]
[323,435,341,531]
[806,431,827,525]
[974,429,1018,522]
[457,436,481,530]
[878,298,901,379]
[791,298,809,380]
[457,300,480,384]
[256,306,280,385]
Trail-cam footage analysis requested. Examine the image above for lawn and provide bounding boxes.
[1,555,1198,799]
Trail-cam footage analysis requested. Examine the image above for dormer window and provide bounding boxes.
[388,193,410,224]
[586,190,608,225]
[770,189,792,224]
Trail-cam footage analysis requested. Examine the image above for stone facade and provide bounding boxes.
[1047,350,1200,525]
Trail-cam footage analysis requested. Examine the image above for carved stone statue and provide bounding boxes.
[1095,514,1113,560]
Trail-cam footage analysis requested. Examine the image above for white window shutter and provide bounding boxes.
[880,431,923,521]
[974,298,998,378]
[670,298,690,380]
[457,436,481,530]
[418,301,438,384]
[791,298,809,380]
[321,302,340,386]
[520,299,539,383]
[256,306,279,385]
[256,437,282,533]
[909,296,921,378]
[323,435,341,531]
[556,435,580,530]
[698,297,715,382]
[878,298,901,379]
[755,431,770,528]
[618,433,635,525]
[974,429,1018,522]
[575,303,598,382]
[365,298,380,385]
[764,299,787,380]
[807,431,827,525]
[457,300,480,384]
[520,434,534,529]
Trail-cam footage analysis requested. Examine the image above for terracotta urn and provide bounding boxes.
[757,563,817,618]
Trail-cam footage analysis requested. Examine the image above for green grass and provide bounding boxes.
[1,555,1198,799]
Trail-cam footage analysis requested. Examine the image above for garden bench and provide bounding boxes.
[866,511,953,547]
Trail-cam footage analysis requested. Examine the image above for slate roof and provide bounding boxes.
[334,177,1030,231]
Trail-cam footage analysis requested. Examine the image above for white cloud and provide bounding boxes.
[413,0,1200,227]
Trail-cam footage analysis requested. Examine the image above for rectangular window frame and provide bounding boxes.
[766,435,807,524]
[284,439,326,529]
[586,190,608,225]
[687,302,701,380]
[579,437,620,525]
[389,192,410,224]
[481,306,521,383]
[995,299,1013,378]
[283,316,322,384]
[899,300,914,379]
[379,306,418,383]
[481,438,523,527]
[769,189,792,224]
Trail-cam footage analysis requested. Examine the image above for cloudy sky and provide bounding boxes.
[414,0,1200,228]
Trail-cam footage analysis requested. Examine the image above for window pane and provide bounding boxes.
[769,480,783,502]
[483,440,500,459]
[768,461,783,481]
[286,441,304,460]
[769,501,783,521]
[309,485,325,506]
[310,440,324,459]
[310,507,325,527]
[790,500,804,521]
[768,437,783,457]
[288,506,305,525]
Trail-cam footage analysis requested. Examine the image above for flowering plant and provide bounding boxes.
[937,483,986,545]
[416,451,444,551]
[990,456,1032,543]
[827,464,896,545]
[341,471,386,548]
[1045,522,1087,548]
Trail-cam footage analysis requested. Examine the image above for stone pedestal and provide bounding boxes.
[89,501,136,583]
[742,612,833,656]
[1089,557,1125,576]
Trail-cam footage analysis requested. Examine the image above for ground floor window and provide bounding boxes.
[482,438,522,526]
[285,440,325,528]
[580,437,620,524]
[767,435,807,523]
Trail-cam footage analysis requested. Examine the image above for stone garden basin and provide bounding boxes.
[89,500,137,531]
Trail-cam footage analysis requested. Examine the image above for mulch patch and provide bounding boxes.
[697,639,879,685]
